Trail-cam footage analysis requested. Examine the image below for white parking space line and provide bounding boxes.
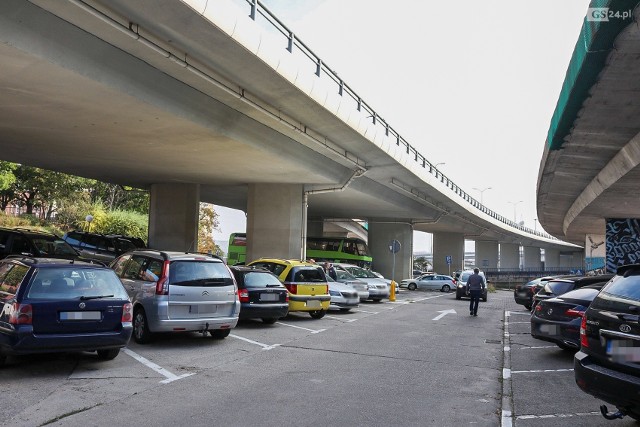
[324,315,357,322]
[507,311,531,316]
[123,348,195,384]
[352,309,379,314]
[511,368,574,374]
[516,411,600,420]
[510,321,530,324]
[519,345,556,350]
[410,294,447,302]
[230,334,280,350]
[276,321,326,334]
[502,310,513,427]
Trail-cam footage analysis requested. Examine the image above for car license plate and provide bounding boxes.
[60,311,101,320]
[606,339,640,362]
[260,293,279,301]
[307,300,321,308]
[190,305,217,314]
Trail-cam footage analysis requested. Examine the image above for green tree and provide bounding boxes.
[413,256,432,272]
[0,161,17,212]
[88,182,148,214]
[198,203,223,256]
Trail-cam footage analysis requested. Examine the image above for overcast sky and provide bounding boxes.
[215,0,591,252]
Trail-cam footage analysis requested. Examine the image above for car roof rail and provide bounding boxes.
[4,255,39,264]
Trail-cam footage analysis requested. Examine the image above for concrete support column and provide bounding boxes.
[523,246,542,269]
[246,184,304,263]
[368,222,412,283]
[148,183,200,251]
[500,243,520,269]
[306,219,324,238]
[475,241,499,269]
[544,248,560,269]
[433,232,464,276]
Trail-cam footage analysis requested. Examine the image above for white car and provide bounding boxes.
[401,274,455,292]
[334,269,369,301]
[333,263,390,302]
[327,279,360,311]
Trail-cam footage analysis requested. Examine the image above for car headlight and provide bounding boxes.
[458,284,464,288]
[329,290,341,296]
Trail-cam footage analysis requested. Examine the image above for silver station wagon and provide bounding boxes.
[110,250,240,343]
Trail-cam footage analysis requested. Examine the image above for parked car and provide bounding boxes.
[327,277,359,311]
[63,230,146,263]
[0,227,81,261]
[401,274,455,292]
[110,250,239,343]
[530,284,605,351]
[575,264,640,421]
[333,268,369,301]
[247,259,330,319]
[514,276,558,310]
[0,257,132,366]
[531,274,613,310]
[333,263,390,302]
[230,266,288,324]
[454,270,488,302]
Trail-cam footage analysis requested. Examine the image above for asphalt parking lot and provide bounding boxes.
[1,289,636,426]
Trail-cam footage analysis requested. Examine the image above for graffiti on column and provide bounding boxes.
[606,218,640,272]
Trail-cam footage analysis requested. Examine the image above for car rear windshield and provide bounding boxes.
[594,273,640,308]
[243,271,282,288]
[288,266,326,282]
[170,261,233,286]
[31,236,78,256]
[27,267,128,300]
[545,280,574,295]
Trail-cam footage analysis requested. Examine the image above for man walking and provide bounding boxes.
[466,267,485,317]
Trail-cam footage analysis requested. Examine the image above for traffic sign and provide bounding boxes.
[445,255,452,265]
[389,240,401,254]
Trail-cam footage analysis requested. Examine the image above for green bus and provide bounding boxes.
[226,233,373,267]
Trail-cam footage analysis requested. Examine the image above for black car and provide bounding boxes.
[514,276,557,310]
[531,284,604,351]
[63,230,146,263]
[0,256,133,366]
[0,227,81,260]
[575,264,640,421]
[531,274,613,310]
[230,266,289,324]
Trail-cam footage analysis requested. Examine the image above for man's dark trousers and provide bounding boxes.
[469,289,481,315]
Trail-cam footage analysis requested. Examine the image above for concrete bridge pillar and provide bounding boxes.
[523,246,542,269]
[148,183,200,251]
[246,184,304,263]
[475,240,499,269]
[368,222,412,283]
[500,243,520,269]
[544,248,560,269]
[433,232,464,276]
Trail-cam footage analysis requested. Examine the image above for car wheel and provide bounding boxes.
[442,285,451,292]
[455,293,461,300]
[408,283,417,291]
[482,296,487,302]
[372,298,382,302]
[209,329,231,339]
[524,304,532,310]
[309,310,326,319]
[339,308,351,312]
[0,353,6,366]
[97,348,120,360]
[262,318,277,324]
[133,307,153,344]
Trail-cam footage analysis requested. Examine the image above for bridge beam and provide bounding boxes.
[500,243,520,269]
[148,183,200,251]
[433,232,464,276]
[475,241,499,269]
[246,184,304,263]
[368,222,412,283]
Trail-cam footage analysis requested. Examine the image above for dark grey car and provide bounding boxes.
[110,250,240,343]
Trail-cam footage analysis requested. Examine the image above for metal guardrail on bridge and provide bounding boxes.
[239,0,560,241]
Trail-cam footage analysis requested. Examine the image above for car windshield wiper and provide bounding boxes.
[80,294,114,300]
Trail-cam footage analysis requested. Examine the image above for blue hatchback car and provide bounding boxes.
[0,257,132,366]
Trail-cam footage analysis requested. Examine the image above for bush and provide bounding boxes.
[91,209,147,241]
[0,212,64,236]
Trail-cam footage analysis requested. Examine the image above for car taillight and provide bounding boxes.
[238,289,249,303]
[580,314,589,348]
[565,307,585,318]
[285,293,289,302]
[9,303,32,325]
[534,304,542,313]
[122,303,133,322]
[155,260,171,295]
[286,284,297,294]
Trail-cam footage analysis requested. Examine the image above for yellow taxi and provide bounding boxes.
[247,259,330,318]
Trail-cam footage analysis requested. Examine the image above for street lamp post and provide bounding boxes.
[508,200,524,223]
[472,186,492,204]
